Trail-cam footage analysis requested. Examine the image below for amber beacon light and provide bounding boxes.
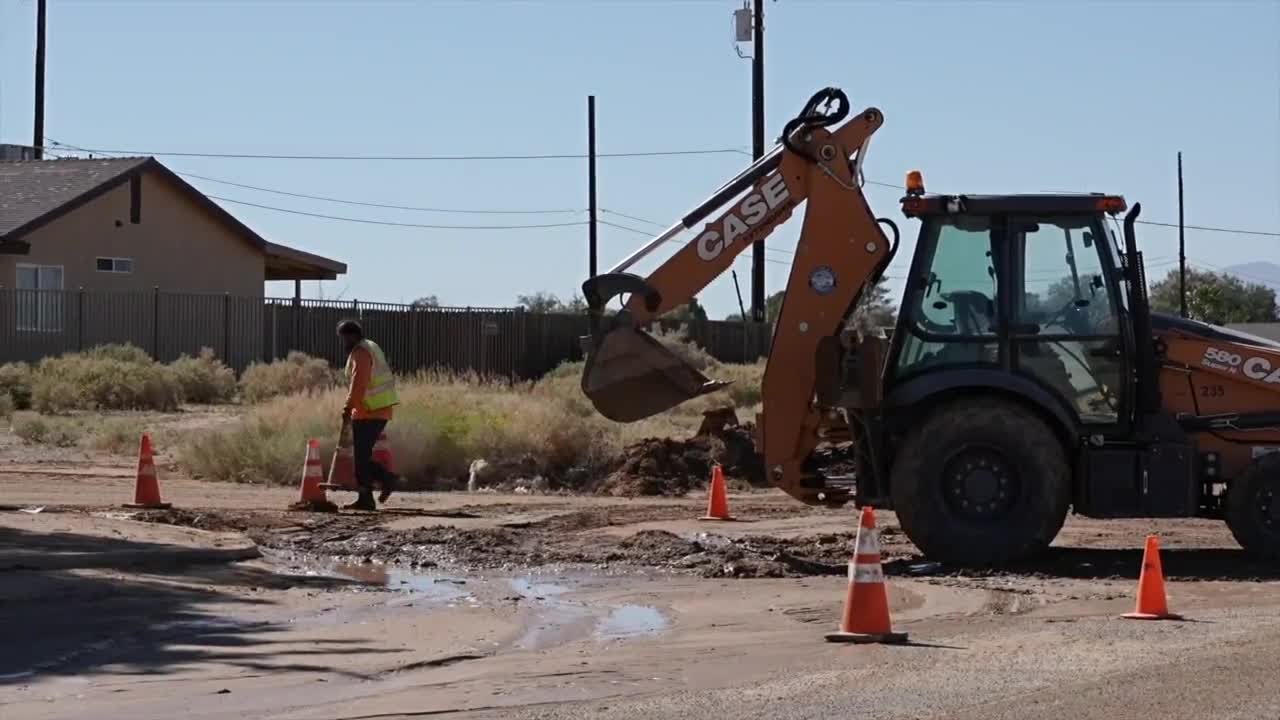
[905,170,925,196]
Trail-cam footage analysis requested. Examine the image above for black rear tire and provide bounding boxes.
[889,397,1071,566]
[1225,454,1280,561]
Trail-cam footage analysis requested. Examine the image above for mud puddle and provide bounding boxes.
[275,554,672,652]
[597,605,668,640]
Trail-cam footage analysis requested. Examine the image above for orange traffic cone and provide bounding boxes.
[1122,534,1183,620]
[373,431,394,473]
[289,439,337,512]
[698,464,735,521]
[825,506,908,644]
[124,433,171,509]
[321,443,357,491]
[320,422,357,491]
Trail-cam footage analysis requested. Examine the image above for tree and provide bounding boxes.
[725,290,784,323]
[411,295,440,309]
[515,291,595,315]
[1034,275,1111,331]
[667,297,709,324]
[516,291,564,313]
[847,278,897,334]
[766,290,785,325]
[1149,267,1277,324]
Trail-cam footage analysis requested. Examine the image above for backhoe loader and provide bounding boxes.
[579,86,1280,566]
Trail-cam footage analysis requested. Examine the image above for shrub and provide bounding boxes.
[85,343,155,365]
[0,362,32,410]
[12,414,83,447]
[240,352,340,404]
[30,374,86,414]
[31,347,183,413]
[0,393,13,421]
[651,324,717,372]
[170,348,237,404]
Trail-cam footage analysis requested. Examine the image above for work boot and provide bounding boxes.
[378,474,402,504]
[343,492,377,512]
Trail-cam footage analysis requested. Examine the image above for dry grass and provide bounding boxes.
[0,362,32,411]
[170,348,238,404]
[15,343,260,415]
[23,343,244,413]
[239,352,341,404]
[177,340,765,489]
[7,411,153,454]
[32,352,183,413]
[11,413,84,447]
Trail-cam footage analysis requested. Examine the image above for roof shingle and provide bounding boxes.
[0,157,151,238]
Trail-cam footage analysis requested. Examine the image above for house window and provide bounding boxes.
[96,257,134,274]
[15,264,65,332]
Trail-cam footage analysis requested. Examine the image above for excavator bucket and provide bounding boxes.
[581,326,731,423]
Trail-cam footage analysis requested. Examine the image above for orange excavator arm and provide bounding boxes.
[580,87,897,505]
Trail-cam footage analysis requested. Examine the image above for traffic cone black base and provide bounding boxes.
[824,630,909,644]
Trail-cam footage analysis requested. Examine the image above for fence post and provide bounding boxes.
[76,287,85,351]
[152,286,160,360]
[270,301,278,361]
[409,303,420,372]
[223,292,231,364]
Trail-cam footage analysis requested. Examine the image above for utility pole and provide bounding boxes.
[749,0,766,323]
[587,95,598,278]
[33,0,47,159]
[1178,151,1186,318]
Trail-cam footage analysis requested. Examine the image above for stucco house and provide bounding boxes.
[0,150,344,296]
[0,149,346,367]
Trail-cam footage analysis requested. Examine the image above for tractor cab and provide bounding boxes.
[874,171,1145,442]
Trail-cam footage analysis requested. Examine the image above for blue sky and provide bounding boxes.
[1,0,1277,318]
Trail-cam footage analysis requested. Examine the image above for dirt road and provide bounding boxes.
[2,467,1278,720]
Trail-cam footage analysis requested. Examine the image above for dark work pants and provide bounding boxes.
[352,419,394,495]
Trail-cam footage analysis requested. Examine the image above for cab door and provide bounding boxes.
[888,214,1003,381]
[1006,214,1130,432]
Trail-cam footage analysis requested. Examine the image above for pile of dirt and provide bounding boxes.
[590,425,767,498]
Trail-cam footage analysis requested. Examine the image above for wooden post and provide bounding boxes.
[223,292,232,364]
[151,286,160,360]
[76,287,84,351]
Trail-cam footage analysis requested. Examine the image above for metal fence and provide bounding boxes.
[0,288,772,378]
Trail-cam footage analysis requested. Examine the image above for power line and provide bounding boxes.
[601,208,802,261]
[182,171,581,215]
[1131,219,1280,238]
[46,140,751,162]
[599,219,793,267]
[44,139,1280,239]
[46,140,585,217]
[600,208,666,228]
[208,194,588,230]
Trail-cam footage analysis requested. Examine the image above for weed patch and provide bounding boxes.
[240,352,340,404]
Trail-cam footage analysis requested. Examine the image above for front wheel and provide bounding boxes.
[889,397,1071,566]
[1225,454,1280,561]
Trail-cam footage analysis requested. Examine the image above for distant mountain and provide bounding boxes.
[1223,261,1280,292]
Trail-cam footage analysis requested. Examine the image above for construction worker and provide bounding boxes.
[337,319,401,511]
